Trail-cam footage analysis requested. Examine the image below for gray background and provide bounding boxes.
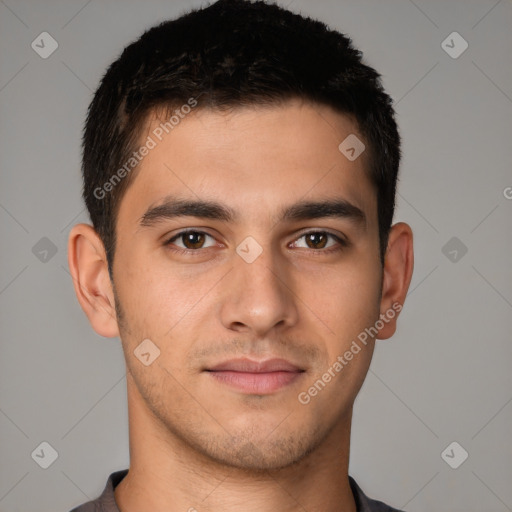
[1,0,511,511]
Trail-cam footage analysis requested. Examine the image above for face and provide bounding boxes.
[110,99,384,470]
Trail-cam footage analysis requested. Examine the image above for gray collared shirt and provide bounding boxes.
[69,469,405,511]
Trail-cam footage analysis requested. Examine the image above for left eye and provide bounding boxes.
[290,231,345,250]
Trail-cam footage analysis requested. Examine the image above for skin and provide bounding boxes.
[68,98,413,512]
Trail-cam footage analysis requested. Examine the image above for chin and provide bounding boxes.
[194,429,320,473]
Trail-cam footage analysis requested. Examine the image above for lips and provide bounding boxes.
[206,358,304,373]
[204,358,305,394]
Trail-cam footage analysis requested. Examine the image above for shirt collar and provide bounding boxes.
[90,469,402,512]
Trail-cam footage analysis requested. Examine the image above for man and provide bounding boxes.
[67,0,414,510]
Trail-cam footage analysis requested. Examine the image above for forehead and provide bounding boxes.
[118,99,376,229]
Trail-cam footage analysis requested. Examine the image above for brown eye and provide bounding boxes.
[165,230,216,251]
[304,232,328,249]
[291,231,346,252]
[181,231,206,249]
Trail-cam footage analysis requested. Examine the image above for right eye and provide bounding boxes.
[164,230,217,253]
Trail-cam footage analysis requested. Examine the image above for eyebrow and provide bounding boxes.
[138,195,367,231]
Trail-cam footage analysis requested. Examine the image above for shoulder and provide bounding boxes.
[349,476,405,512]
[68,469,128,512]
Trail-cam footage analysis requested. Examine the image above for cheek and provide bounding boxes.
[300,264,380,406]
[301,256,381,338]
[113,247,219,342]
[112,247,167,338]
[300,260,381,398]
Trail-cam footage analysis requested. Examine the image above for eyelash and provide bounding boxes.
[163,229,348,256]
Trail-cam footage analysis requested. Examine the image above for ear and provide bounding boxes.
[67,223,120,338]
[376,222,414,340]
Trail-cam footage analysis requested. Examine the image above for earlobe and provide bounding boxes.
[67,223,120,338]
[377,222,414,340]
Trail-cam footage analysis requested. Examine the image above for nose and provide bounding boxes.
[219,243,299,337]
